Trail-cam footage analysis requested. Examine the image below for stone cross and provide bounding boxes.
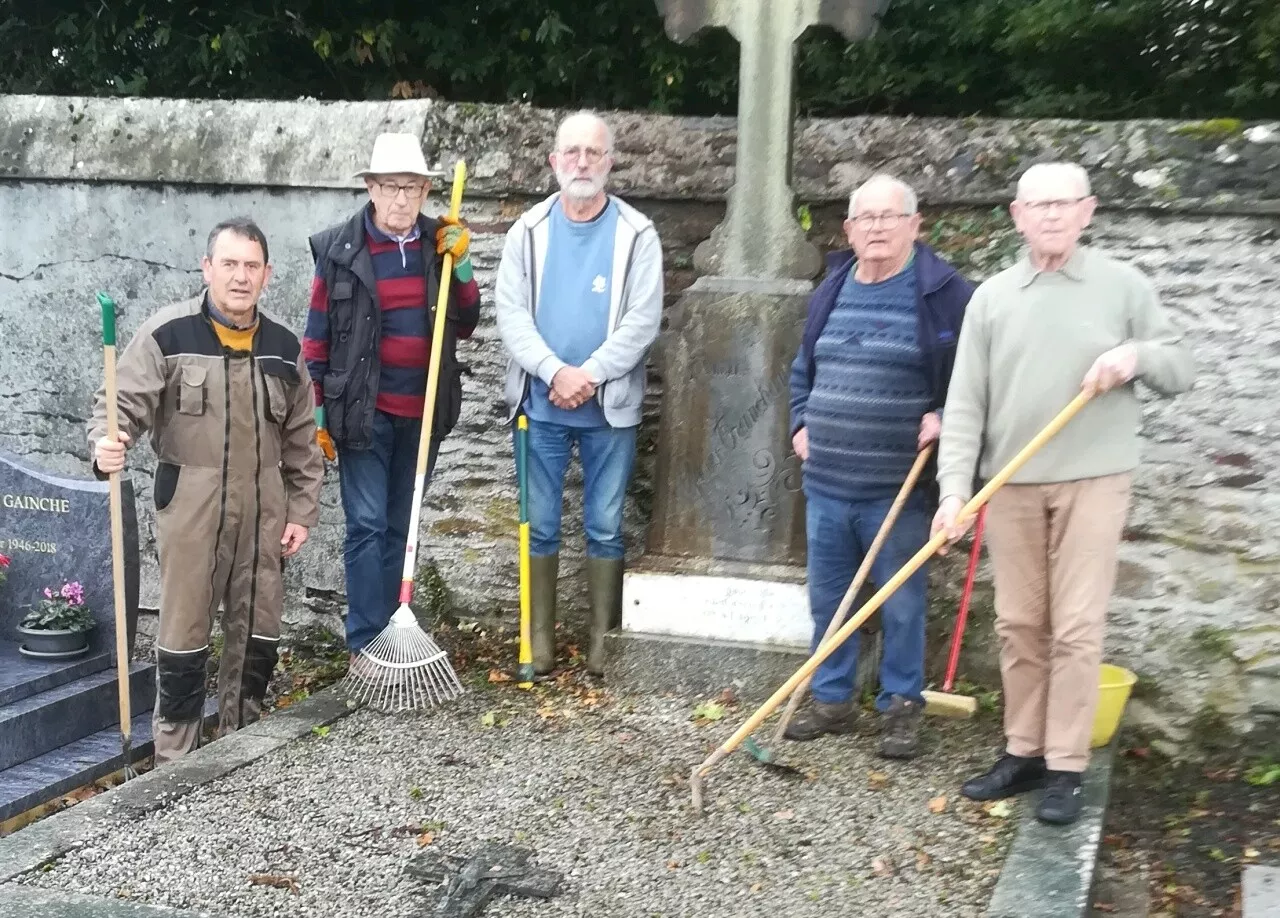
[407,843,562,917]
[656,0,890,280]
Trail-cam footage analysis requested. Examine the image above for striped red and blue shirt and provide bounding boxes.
[302,209,480,418]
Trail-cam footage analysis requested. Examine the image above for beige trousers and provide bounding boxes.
[983,473,1131,772]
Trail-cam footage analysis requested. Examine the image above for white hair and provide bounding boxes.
[848,174,918,218]
[1016,162,1092,199]
[555,109,614,153]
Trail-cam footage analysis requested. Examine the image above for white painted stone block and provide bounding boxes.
[621,571,812,648]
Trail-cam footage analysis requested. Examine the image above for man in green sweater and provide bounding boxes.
[932,162,1194,826]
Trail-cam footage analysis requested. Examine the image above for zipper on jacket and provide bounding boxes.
[208,353,234,644]
[240,357,265,729]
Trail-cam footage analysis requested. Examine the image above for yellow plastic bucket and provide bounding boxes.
[1091,663,1137,748]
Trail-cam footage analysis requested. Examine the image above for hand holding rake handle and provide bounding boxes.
[768,444,935,748]
[689,390,1094,812]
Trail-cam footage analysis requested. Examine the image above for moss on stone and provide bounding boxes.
[1191,625,1235,658]
[411,560,453,624]
[1171,119,1244,140]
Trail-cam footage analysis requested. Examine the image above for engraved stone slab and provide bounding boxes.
[622,570,810,647]
[645,278,810,567]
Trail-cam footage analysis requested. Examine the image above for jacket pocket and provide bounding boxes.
[178,365,207,416]
[263,375,290,424]
[153,461,181,512]
[322,373,348,441]
[433,361,470,439]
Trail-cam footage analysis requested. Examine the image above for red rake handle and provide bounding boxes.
[942,505,985,693]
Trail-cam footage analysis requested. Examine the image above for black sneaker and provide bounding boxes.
[782,700,857,742]
[960,753,1047,801]
[1036,770,1084,825]
[878,695,922,759]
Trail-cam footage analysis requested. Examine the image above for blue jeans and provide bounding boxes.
[337,410,438,652]
[804,488,930,709]
[523,419,637,560]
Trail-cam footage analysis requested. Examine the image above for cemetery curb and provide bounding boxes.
[984,740,1118,918]
[0,687,355,884]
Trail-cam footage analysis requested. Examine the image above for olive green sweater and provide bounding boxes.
[936,245,1195,501]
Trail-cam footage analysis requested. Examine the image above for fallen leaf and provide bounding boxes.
[774,809,795,820]
[928,795,948,814]
[1093,903,1116,913]
[481,711,497,728]
[487,669,512,683]
[868,771,890,790]
[984,801,1013,819]
[248,874,300,894]
[749,883,763,894]
[311,725,330,738]
[1243,847,1260,859]
[717,688,739,707]
[666,859,681,870]
[692,701,726,722]
[871,856,896,877]
[416,832,435,847]
[915,850,932,870]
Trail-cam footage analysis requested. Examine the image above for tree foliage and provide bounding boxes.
[2,0,1276,119]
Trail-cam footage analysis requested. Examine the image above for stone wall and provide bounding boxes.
[1,95,1276,750]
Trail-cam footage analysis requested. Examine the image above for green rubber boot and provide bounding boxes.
[586,558,624,676]
[530,553,559,675]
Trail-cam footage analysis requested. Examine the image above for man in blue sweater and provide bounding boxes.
[495,111,664,678]
[788,175,974,758]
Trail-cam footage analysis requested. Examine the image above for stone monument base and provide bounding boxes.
[606,560,883,703]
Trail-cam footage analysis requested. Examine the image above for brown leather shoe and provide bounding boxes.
[782,700,858,741]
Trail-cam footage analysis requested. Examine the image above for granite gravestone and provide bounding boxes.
[0,449,140,703]
[611,0,891,694]
[0,449,154,817]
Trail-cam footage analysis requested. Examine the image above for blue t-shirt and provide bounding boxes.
[524,201,619,427]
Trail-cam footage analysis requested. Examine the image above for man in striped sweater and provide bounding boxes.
[788,175,974,758]
[302,133,480,660]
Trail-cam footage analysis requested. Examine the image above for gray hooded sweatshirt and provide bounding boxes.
[494,192,664,428]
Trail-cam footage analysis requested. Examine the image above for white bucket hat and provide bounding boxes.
[353,132,443,179]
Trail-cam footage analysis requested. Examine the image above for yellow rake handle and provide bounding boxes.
[398,160,467,602]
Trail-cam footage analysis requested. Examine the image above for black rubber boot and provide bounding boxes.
[529,553,559,675]
[586,557,624,676]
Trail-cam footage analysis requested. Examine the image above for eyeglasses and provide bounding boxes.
[557,146,609,164]
[850,212,910,230]
[376,180,427,198]
[1020,197,1086,214]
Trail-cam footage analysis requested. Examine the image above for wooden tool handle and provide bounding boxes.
[97,292,132,745]
[698,390,1093,777]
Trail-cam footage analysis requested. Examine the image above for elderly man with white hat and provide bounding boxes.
[302,132,481,662]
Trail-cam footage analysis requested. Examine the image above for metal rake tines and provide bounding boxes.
[341,629,465,713]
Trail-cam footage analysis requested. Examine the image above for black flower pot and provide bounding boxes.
[17,624,93,659]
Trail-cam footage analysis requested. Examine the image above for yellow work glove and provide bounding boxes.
[435,215,473,283]
[313,406,336,462]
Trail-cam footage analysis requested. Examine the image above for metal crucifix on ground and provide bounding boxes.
[407,843,562,917]
[654,0,891,280]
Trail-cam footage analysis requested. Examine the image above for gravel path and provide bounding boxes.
[13,683,1018,917]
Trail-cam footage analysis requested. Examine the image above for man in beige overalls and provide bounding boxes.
[89,218,324,765]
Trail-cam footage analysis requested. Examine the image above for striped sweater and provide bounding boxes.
[301,210,480,418]
[795,263,931,501]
